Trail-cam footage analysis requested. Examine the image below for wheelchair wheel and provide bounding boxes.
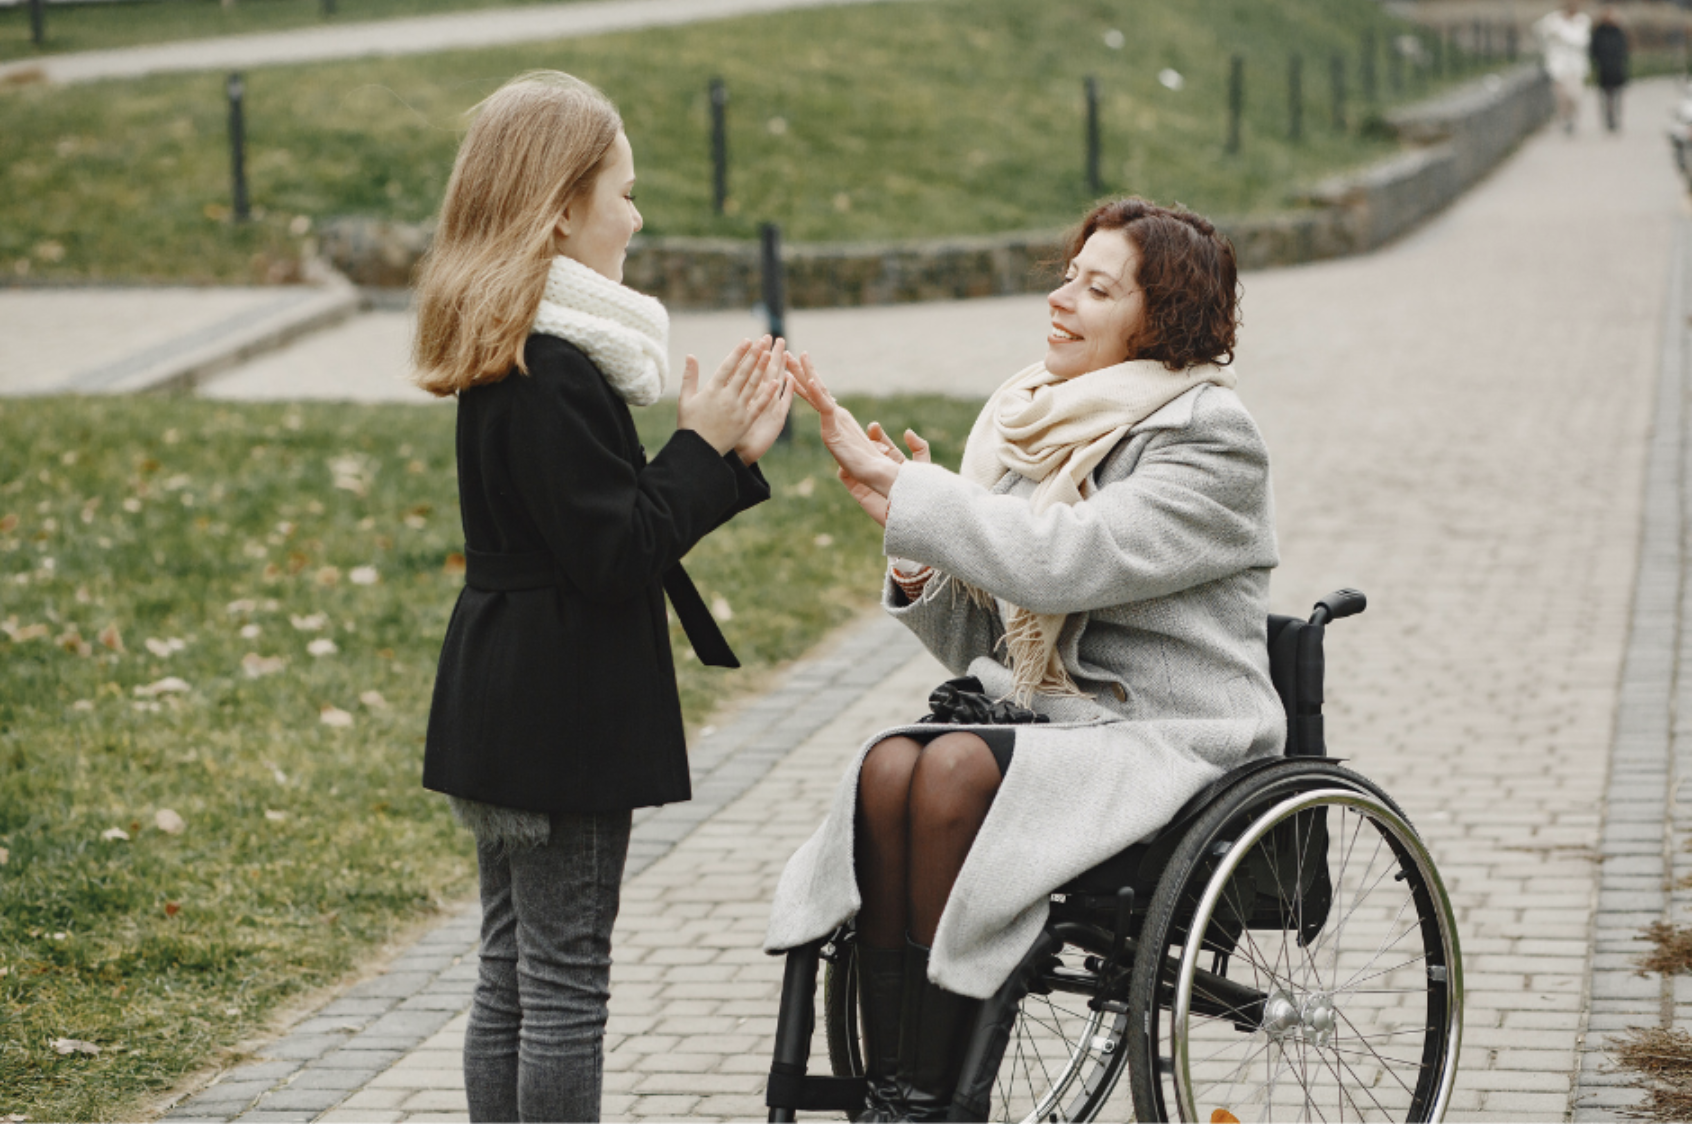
[823,932,1132,1122]
[1127,760,1462,1122]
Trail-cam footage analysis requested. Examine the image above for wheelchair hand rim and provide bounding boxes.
[1170,786,1464,1123]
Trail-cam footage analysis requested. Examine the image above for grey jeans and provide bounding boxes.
[462,808,632,1123]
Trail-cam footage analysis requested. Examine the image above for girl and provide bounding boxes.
[414,72,792,1121]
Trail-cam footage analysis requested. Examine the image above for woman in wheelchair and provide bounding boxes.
[768,198,1285,1120]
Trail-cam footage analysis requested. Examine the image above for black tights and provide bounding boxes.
[854,732,1004,950]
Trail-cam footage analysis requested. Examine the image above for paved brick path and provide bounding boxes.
[154,79,1687,1122]
[0,0,924,86]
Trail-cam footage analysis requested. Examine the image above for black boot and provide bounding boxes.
[854,943,906,1123]
[893,938,982,1122]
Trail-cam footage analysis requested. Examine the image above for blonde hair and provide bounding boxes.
[412,71,622,396]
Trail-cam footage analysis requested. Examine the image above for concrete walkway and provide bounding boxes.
[137,78,1692,1122]
[0,0,924,86]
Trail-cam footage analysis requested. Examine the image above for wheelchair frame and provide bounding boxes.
[764,590,1464,1123]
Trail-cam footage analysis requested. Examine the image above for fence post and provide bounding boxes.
[1084,75,1102,194]
[1226,54,1244,154]
[1288,53,1303,141]
[709,77,728,216]
[28,0,43,46]
[1506,22,1519,62]
[1388,36,1403,95]
[759,223,790,442]
[1329,52,1345,130]
[227,72,250,223]
[1360,29,1378,102]
[1430,28,1443,77]
[322,0,335,16]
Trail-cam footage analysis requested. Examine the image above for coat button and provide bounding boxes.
[1111,682,1128,702]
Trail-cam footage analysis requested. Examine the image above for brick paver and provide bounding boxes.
[159,79,1686,1123]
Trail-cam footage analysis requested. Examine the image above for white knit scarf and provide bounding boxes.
[531,254,669,406]
[957,359,1237,702]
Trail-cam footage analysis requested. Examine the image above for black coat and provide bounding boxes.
[422,334,769,813]
[1590,23,1629,88]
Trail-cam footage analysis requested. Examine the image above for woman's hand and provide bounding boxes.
[788,352,900,495]
[677,336,783,455]
[734,350,796,465]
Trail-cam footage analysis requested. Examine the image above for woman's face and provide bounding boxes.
[556,130,642,282]
[1045,229,1145,379]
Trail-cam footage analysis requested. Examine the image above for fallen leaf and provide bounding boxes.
[51,1038,99,1056]
[315,566,340,587]
[154,808,185,835]
[163,901,180,917]
[307,638,338,658]
[792,476,816,497]
[240,623,261,639]
[134,677,191,697]
[51,932,66,941]
[319,704,354,728]
[144,637,186,658]
[349,565,379,586]
[57,630,90,657]
[0,847,9,865]
[814,533,834,548]
[6,623,48,643]
[100,827,129,842]
[710,595,734,621]
[241,653,285,678]
[97,623,123,652]
[264,809,287,822]
[72,699,93,712]
[226,599,257,614]
[443,552,466,575]
[132,701,161,713]
[403,513,427,530]
[359,689,389,710]
[289,612,328,632]
[0,513,16,533]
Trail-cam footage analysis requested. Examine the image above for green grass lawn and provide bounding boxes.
[0,0,1477,284]
[0,0,590,62]
[0,390,984,1122]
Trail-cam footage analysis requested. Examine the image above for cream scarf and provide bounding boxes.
[957,359,1237,702]
[531,254,669,406]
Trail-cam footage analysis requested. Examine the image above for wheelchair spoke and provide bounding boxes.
[1333,1005,1420,1099]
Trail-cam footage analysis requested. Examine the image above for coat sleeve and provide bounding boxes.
[713,455,772,530]
[504,349,742,603]
[880,568,1005,678]
[881,390,1278,616]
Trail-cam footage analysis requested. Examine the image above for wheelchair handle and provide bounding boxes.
[1309,588,1366,626]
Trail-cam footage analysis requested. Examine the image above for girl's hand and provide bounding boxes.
[788,352,900,495]
[734,349,797,465]
[678,336,782,454]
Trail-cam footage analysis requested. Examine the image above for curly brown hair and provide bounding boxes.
[1064,197,1240,372]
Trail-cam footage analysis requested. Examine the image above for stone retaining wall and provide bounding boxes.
[322,65,1551,307]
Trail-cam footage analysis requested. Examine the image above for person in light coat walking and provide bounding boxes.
[1537,0,1592,133]
[768,197,1282,1120]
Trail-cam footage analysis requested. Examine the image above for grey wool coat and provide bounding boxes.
[764,383,1285,999]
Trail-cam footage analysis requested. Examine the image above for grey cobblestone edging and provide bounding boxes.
[1572,220,1690,1119]
[158,612,920,1123]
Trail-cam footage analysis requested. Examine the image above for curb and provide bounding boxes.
[71,272,363,396]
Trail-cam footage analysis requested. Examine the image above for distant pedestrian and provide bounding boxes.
[1536,0,1592,134]
[412,71,791,1122]
[1589,5,1630,133]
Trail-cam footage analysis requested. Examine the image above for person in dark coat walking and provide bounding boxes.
[411,71,792,1122]
[1590,5,1630,132]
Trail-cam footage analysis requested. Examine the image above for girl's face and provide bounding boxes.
[556,131,642,282]
[1045,229,1145,379]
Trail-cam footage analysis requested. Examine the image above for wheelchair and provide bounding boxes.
[765,589,1463,1123]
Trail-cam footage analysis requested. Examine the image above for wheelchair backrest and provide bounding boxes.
[1267,614,1326,757]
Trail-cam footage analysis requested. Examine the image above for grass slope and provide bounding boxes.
[0,391,983,1121]
[0,0,1470,283]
